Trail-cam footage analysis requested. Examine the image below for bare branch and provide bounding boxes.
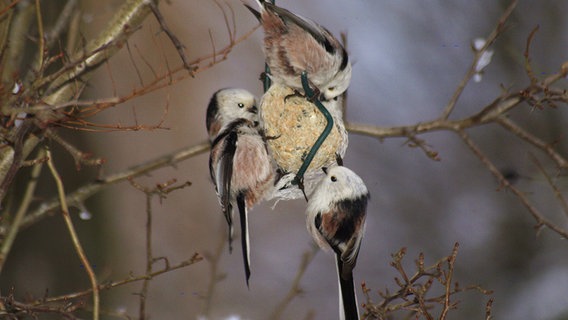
[44,0,155,106]
[439,243,459,320]
[440,0,519,119]
[269,246,318,319]
[0,149,44,273]
[200,230,229,317]
[0,0,22,17]
[29,253,202,305]
[485,298,494,320]
[496,117,568,169]
[34,0,46,72]
[46,148,100,320]
[523,25,540,85]
[126,178,191,320]
[149,2,196,74]
[457,130,568,238]
[17,142,209,231]
[362,243,492,319]
[46,129,105,169]
[530,154,568,218]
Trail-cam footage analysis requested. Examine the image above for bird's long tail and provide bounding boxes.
[244,3,261,21]
[335,255,359,320]
[244,0,277,21]
[236,193,251,287]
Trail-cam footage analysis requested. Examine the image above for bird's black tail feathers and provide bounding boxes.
[244,4,261,21]
[336,255,359,320]
[237,193,251,287]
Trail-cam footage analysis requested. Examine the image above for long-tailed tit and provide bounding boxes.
[245,0,352,101]
[261,84,348,201]
[206,88,258,142]
[306,166,369,320]
[207,88,274,286]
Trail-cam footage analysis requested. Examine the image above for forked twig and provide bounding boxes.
[128,178,192,319]
[29,253,202,306]
[363,243,492,319]
[149,2,195,74]
[440,0,518,119]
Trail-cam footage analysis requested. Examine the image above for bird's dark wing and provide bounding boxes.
[335,195,368,276]
[211,123,241,252]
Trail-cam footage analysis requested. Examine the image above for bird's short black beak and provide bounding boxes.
[322,167,328,174]
[250,105,258,114]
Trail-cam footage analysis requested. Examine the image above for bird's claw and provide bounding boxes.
[336,153,343,166]
[292,175,308,201]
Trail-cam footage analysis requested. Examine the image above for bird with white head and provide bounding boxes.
[306,166,369,320]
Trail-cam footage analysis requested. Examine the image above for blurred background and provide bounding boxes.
[2,0,568,319]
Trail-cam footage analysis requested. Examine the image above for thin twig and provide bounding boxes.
[42,0,154,106]
[126,178,191,319]
[530,154,568,218]
[363,244,491,319]
[346,92,526,143]
[31,253,202,305]
[439,243,459,320]
[0,0,22,17]
[524,25,540,85]
[457,130,568,238]
[18,142,209,231]
[45,0,78,44]
[149,2,195,74]
[485,298,494,320]
[139,191,153,320]
[46,148,100,320]
[496,117,568,169]
[126,41,145,86]
[46,129,105,169]
[269,246,318,320]
[0,120,37,206]
[34,0,45,71]
[31,23,258,126]
[0,294,78,319]
[0,149,45,273]
[440,0,518,120]
[212,0,235,43]
[201,229,228,316]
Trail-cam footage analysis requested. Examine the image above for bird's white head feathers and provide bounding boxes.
[206,88,258,140]
[322,62,352,101]
[308,166,369,213]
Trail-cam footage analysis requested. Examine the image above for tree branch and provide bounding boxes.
[17,142,209,231]
[457,130,568,238]
[0,149,44,273]
[46,148,100,320]
[440,0,518,119]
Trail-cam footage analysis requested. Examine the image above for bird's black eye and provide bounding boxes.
[328,87,335,91]
[330,176,337,182]
[314,213,322,229]
[332,96,339,101]
[238,103,245,108]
